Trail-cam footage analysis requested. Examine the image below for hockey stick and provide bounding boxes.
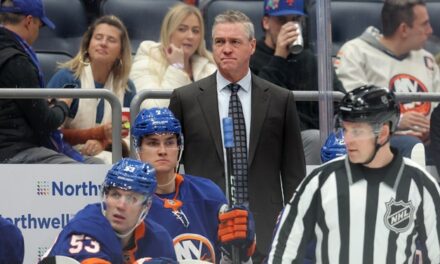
[223,117,240,264]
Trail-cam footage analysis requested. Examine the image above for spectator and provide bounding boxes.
[43,158,177,263]
[0,0,79,163]
[47,15,135,164]
[130,3,216,109]
[0,216,24,264]
[132,107,256,263]
[268,85,440,263]
[334,0,439,167]
[250,0,345,165]
[169,10,305,261]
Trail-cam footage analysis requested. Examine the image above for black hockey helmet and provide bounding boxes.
[337,85,400,133]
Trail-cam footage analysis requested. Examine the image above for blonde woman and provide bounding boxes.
[47,15,135,163]
[130,3,216,109]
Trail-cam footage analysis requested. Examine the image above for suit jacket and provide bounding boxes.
[169,72,306,255]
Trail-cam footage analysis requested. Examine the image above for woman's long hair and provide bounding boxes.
[159,3,213,63]
[60,15,132,93]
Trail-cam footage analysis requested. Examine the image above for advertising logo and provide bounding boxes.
[37,181,100,196]
[37,181,50,196]
[0,213,74,229]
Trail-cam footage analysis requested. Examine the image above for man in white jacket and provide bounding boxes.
[334,0,439,167]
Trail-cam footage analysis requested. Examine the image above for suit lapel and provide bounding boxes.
[196,75,224,165]
[249,74,270,167]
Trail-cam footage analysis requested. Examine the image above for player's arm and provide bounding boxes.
[47,233,113,264]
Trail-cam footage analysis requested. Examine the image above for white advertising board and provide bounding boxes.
[0,164,111,264]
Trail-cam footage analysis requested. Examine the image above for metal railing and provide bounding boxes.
[6,88,438,163]
[0,88,122,162]
[129,89,440,154]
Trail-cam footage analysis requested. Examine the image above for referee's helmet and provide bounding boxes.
[337,85,400,133]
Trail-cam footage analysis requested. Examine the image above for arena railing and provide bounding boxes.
[0,88,122,162]
[129,89,440,178]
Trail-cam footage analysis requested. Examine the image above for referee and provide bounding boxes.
[267,85,440,263]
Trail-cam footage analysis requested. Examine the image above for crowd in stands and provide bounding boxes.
[1,0,440,263]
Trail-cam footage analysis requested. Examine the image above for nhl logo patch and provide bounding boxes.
[384,198,415,233]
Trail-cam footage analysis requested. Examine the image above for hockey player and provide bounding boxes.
[132,108,256,263]
[43,158,177,263]
[0,216,24,264]
[268,85,440,263]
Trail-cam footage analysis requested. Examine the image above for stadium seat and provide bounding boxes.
[33,0,88,57]
[330,1,382,55]
[203,0,264,50]
[100,0,180,53]
[311,0,440,56]
[36,52,73,85]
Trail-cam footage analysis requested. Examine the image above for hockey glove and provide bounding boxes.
[218,205,256,262]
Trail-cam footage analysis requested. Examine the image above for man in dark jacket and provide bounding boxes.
[0,0,77,163]
[250,0,345,165]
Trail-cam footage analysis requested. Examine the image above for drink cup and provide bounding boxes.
[289,21,304,54]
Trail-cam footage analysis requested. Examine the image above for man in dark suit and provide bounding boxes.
[169,10,306,259]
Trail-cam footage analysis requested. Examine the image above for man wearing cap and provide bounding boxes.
[250,0,345,165]
[0,0,78,163]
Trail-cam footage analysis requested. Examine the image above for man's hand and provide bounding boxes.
[398,112,430,133]
[81,139,104,156]
[274,21,300,59]
[218,205,256,262]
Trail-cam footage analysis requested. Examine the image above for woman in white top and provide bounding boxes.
[130,3,217,109]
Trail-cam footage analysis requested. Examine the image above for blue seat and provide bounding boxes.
[330,1,382,55]
[33,0,88,57]
[100,0,180,53]
[203,0,264,50]
[36,52,72,85]
[313,0,440,56]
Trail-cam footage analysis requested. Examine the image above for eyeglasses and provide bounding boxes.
[105,189,147,206]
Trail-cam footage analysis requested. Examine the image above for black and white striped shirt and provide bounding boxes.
[268,152,440,264]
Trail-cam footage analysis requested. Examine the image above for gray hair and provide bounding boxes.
[212,10,255,40]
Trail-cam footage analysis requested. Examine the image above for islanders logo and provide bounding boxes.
[383,198,415,233]
[389,74,430,115]
[173,233,216,262]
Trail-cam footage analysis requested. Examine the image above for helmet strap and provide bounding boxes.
[361,133,390,166]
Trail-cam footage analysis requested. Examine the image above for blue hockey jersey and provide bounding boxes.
[45,203,176,264]
[0,216,24,264]
[149,174,228,263]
